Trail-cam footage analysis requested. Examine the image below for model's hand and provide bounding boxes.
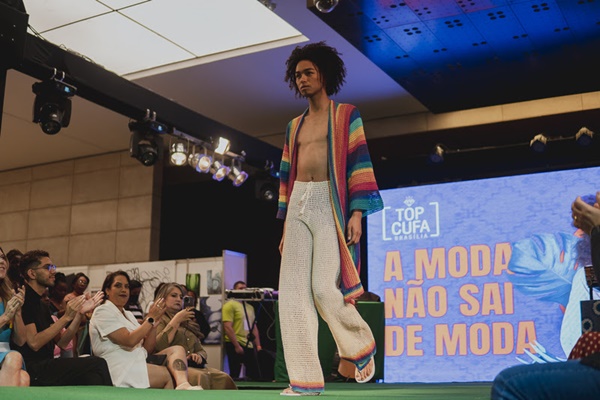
[147,298,166,320]
[65,295,86,320]
[80,291,104,315]
[572,194,600,234]
[346,210,363,245]
[172,308,194,325]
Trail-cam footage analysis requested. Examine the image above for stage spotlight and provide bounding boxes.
[257,180,278,202]
[575,127,594,147]
[228,159,248,187]
[196,148,213,173]
[188,146,200,169]
[530,134,548,153]
[32,78,77,135]
[169,140,188,166]
[214,137,230,155]
[128,120,166,166]
[428,144,445,164]
[211,159,230,182]
[315,0,339,13]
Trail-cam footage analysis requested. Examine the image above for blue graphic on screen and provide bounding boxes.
[367,166,600,382]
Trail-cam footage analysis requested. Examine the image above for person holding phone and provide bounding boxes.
[153,283,237,389]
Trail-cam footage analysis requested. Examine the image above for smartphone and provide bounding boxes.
[183,295,195,309]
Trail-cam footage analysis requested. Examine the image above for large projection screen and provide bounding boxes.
[367,166,600,382]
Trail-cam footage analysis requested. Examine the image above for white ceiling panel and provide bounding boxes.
[120,0,302,57]
[41,12,194,75]
[24,0,111,32]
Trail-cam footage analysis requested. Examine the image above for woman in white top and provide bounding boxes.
[90,271,201,389]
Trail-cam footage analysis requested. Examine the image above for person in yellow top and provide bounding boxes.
[222,281,261,380]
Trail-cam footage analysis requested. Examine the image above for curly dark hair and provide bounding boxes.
[284,41,346,97]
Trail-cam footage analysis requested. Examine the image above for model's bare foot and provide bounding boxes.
[355,357,375,383]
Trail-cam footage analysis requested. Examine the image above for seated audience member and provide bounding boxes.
[125,279,144,324]
[222,281,262,381]
[90,271,201,389]
[0,246,29,387]
[183,287,211,340]
[145,282,166,315]
[48,272,68,317]
[64,272,89,302]
[491,193,600,399]
[154,283,237,389]
[6,249,23,290]
[17,250,111,386]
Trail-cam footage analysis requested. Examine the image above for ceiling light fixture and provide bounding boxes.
[214,137,231,155]
[529,134,548,153]
[170,140,188,166]
[211,159,231,182]
[129,119,167,167]
[196,147,213,173]
[32,71,77,135]
[228,159,248,187]
[315,0,339,13]
[575,127,594,147]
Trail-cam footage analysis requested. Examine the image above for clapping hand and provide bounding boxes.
[147,298,167,320]
[80,291,104,315]
[64,295,86,320]
[4,287,25,320]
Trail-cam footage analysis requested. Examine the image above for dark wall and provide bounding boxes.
[159,167,283,290]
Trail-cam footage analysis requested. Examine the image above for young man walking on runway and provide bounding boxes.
[277,41,384,396]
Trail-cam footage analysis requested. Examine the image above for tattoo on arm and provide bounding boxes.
[172,359,187,371]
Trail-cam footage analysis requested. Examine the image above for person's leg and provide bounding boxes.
[187,367,211,388]
[0,351,27,387]
[147,364,174,389]
[156,345,201,389]
[491,360,600,400]
[243,347,261,381]
[310,182,376,382]
[19,369,30,387]
[203,367,238,389]
[225,341,242,379]
[279,181,323,395]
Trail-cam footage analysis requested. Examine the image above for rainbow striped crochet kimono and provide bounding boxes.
[277,100,383,302]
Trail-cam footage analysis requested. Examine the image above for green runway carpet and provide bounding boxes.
[0,382,493,399]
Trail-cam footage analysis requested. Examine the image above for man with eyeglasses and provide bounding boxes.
[16,250,113,386]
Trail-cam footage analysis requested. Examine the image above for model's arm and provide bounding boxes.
[346,210,363,245]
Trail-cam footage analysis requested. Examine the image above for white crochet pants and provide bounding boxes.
[279,181,375,393]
